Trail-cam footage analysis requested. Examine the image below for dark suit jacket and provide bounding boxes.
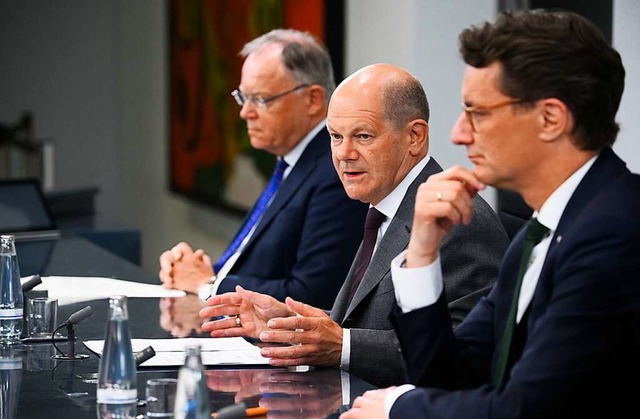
[330,157,509,387]
[218,128,368,310]
[391,148,640,418]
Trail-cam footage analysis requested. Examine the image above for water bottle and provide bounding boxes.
[174,344,211,419]
[0,235,23,344]
[0,343,24,419]
[97,295,137,418]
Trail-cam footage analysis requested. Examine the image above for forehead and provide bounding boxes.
[328,87,386,127]
[462,62,505,104]
[240,44,293,90]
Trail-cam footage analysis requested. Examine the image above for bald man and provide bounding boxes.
[200,64,508,387]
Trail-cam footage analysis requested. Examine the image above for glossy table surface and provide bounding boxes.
[2,237,375,418]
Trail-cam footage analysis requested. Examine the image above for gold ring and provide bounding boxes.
[437,191,443,201]
[235,316,241,327]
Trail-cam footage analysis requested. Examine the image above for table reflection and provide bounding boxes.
[158,295,206,338]
[206,368,346,419]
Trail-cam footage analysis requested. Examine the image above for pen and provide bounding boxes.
[211,402,269,418]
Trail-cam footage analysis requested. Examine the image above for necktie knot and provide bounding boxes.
[364,207,386,230]
[273,158,289,181]
[525,218,549,245]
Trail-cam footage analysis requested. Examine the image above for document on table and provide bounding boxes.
[20,275,185,305]
[82,337,270,367]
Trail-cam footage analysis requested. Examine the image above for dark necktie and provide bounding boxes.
[493,217,549,387]
[213,158,289,272]
[347,207,386,303]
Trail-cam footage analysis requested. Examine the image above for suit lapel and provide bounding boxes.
[339,158,444,321]
[240,129,329,256]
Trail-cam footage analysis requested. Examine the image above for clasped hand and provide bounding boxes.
[200,286,343,367]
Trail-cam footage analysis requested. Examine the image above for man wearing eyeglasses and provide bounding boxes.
[159,29,367,310]
[342,10,640,419]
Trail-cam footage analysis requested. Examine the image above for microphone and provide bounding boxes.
[65,306,94,329]
[134,346,156,366]
[21,274,42,292]
[52,306,94,361]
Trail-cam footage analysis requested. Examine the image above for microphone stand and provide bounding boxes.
[51,306,93,361]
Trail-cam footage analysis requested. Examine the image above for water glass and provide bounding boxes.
[27,298,57,338]
[146,378,178,417]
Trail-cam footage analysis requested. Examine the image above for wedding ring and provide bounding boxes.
[437,191,443,201]
[235,316,241,327]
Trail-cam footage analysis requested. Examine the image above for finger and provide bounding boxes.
[199,304,240,319]
[438,165,485,191]
[159,250,174,270]
[205,292,242,307]
[202,253,212,267]
[285,297,325,318]
[236,285,278,310]
[259,344,315,360]
[171,242,193,260]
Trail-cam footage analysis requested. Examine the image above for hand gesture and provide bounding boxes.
[200,286,293,339]
[258,297,343,367]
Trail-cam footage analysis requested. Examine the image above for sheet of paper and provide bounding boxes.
[137,350,270,367]
[20,275,185,305]
[83,337,270,367]
[84,337,257,353]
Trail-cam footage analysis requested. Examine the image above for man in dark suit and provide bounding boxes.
[199,64,509,387]
[159,29,367,310]
[343,10,640,419]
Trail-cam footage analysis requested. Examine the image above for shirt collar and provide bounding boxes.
[535,154,598,231]
[374,155,431,221]
[281,119,327,169]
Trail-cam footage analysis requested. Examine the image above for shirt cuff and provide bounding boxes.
[340,328,351,370]
[390,250,443,313]
[385,384,416,417]
[196,276,217,301]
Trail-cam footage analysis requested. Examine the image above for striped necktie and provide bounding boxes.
[213,158,289,273]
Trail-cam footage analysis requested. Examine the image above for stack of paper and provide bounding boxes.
[83,337,270,367]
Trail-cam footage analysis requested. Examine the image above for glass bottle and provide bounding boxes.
[97,295,137,418]
[0,235,23,344]
[174,344,211,419]
[0,343,24,419]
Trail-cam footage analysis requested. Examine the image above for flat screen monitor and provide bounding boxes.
[0,179,60,240]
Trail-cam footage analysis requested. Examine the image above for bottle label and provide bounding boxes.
[96,388,138,403]
[0,308,22,319]
[0,356,22,371]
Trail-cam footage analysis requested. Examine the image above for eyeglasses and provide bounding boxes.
[462,98,523,132]
[231,84,310,110]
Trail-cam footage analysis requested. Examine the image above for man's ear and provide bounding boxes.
[307,85,326,115]
[408,119,429,156]
[539,98,571,142]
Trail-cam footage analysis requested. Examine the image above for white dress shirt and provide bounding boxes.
[384,155,597,416]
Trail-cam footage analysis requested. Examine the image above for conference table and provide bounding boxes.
[4,237,376,418]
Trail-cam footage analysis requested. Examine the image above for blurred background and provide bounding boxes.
[0,0,638,272]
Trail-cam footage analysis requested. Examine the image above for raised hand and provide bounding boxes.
[406,166,484,268]
[200,286,293,339]
[258,297,343,367]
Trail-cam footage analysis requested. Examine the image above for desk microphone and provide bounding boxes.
[52,306,94,361]
[21,274,42,292]
[134,346,156,366]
